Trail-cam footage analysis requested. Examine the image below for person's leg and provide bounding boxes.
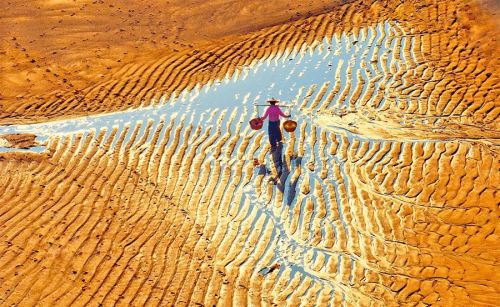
[276,129,283,166]
[270,134,277,149]
[268,121,279,149]
[268,121,283,168]
[275,142,283,170]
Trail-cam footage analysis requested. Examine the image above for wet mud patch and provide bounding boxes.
[0,133,47,153]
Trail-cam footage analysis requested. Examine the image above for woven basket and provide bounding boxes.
[283,120,297,132]
[249,118,264,130]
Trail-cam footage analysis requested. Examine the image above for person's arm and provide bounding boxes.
[260,107,270,120]
[278,107,291,118]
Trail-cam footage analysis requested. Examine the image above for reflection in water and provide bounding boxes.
[0,21,399,152]
[0,17,496,305]
[0,21,409,291]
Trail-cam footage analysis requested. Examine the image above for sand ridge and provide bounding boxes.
[0,93,497,305]
[1,0,498,127]
[0,0,499,306]
[0,0,346,116]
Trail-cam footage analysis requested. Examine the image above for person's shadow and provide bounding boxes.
[284,155,301,203]
[271,142,298,196]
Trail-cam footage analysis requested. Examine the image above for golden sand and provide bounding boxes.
[0,0,499,306]
[0,133,38,149]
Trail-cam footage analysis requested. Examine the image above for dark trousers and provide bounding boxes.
[268,121,282,148]
[268,121,283,166]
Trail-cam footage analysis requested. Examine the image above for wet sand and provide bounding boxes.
[0,133,39,149]
[1,0,498,126]
[1,0,344,123]
[0,0,499,306]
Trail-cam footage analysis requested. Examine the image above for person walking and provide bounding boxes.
[260,98,290,169]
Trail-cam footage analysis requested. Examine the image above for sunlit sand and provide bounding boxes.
[0,0,498,305]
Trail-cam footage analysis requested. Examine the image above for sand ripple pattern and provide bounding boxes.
[1,3,499,307]
[1,0,498,130]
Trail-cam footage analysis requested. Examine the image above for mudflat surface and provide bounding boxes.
[1,0,341,121]
[0,0,499,306]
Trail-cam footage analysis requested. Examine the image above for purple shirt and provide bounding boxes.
[261,105,286,122]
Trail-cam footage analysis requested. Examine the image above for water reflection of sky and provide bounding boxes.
[0,21,398,152]
[0,21,412,291]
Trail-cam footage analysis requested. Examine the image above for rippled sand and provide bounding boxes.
[0,0,499,306]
